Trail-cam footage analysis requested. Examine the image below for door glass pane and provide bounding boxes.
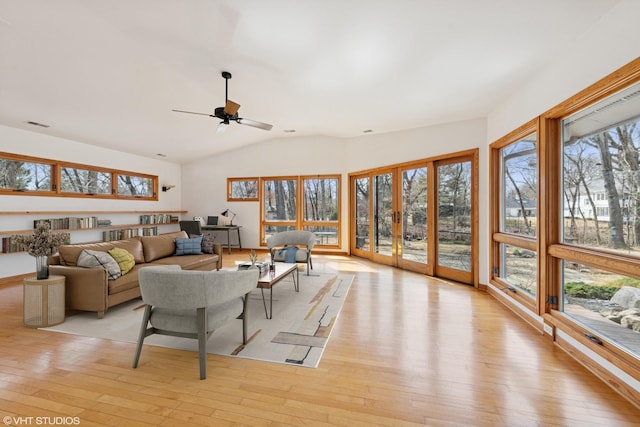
[374,173,393,256]
[437,161,472,271]
[402,167,428,263]
[355,177,370,251]
[562,82,640,256]
[501,134,537,237]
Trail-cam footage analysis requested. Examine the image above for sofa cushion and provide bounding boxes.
[108,247,135,275]
[175,236,203,256]
[111,238,144,264]
[59,242,115,266]
[107,263,144,294]
[141,231,188,262]
[200,233,215,254]
[77,249,122,280]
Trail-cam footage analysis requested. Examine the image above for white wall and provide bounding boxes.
[0,125,182,278]
[487,0,640,141]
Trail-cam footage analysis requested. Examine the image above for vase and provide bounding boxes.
[35,256,49,280]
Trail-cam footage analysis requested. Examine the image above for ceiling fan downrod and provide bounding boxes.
[222,71,232,102]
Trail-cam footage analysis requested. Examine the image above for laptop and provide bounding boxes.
[207,216,218,225]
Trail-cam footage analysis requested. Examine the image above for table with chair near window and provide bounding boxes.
[196,214,242,255]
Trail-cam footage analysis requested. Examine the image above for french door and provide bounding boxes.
[434,158,475,284]
[350,151,477,285]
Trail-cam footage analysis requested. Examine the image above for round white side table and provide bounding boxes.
[23,275,65,328]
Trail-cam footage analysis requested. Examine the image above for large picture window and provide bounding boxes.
[260,175,341,247]
[559,80,640,357]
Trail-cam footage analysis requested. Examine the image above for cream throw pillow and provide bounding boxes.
[77,249,122,280]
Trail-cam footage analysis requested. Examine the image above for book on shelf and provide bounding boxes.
[34,216,98,230]
[1,237,26,254]
[102,226,158,241]
[139,214,175,224]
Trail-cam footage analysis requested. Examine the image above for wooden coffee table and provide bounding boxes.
[257,263,298,319]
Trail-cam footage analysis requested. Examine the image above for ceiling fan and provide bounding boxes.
[172,71,273,132]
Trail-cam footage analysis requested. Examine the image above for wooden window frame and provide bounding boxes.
[301,174,341,249]
[490,119,540,313]
[0,152,158,200]
[259,174,342,247]
[490,58,640,395]
[227,177,259,201]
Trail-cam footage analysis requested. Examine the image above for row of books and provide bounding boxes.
[1,233,71,254]
[102,226,158,241]
[139,214,179,224]
[1,237,27,254]
[35,217,100,230]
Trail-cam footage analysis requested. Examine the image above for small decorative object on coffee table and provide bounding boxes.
[249,249,258,269]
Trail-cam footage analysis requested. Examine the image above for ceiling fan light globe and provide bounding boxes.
[216,121,229,133]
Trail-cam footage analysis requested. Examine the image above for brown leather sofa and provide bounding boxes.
[49,231,222,318]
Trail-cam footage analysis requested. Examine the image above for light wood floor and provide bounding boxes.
[1,253,638,426]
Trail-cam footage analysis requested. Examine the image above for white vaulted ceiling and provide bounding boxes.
[0,0,622,163]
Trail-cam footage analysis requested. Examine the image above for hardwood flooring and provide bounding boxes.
[0,253,638,426]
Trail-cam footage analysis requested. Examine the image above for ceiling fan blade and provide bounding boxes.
[237,117,273,131]
[224,100,241,116]
[172,109,213,117]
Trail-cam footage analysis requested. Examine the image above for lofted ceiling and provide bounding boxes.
[0,0,622,164]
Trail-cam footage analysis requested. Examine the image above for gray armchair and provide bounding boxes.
[179,220,202,236]
[266,230,316,276]
[133,265,259,379]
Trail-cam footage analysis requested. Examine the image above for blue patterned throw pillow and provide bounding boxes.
[175,236,203,255]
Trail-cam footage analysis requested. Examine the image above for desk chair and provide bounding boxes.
[179,220,202,236]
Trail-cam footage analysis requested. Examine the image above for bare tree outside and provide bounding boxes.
[0,158,51,191]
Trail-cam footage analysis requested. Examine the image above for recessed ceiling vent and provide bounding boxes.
[26,121,50,128]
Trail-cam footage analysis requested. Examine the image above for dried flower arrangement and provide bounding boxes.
[249,249,258,265]
[12,221,69,257]
[12,221,69,279]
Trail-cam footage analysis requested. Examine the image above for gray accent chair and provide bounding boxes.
[133,265,259,380]
[179,220,202,236]
[266,230,316,276]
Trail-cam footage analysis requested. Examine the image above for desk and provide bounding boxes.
[202,225,242,254]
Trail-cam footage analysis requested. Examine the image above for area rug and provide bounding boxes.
[41,272,353,368]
